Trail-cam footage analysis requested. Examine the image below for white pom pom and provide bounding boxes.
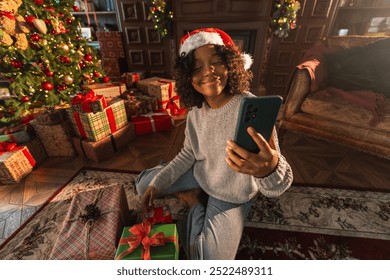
[242,53,253,70]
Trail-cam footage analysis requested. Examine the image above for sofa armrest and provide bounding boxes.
[283,68,311,119]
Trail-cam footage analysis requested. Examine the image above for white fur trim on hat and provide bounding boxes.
[179,31,224,57]
[179,28,253,70]
[242,53,253,70]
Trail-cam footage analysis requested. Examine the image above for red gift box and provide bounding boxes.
[141,206,173,224]
[130,111,173,135]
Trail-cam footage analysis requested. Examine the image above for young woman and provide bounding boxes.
[135,28,293,260]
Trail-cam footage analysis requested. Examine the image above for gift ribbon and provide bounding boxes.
[142,110,173,132]
[0,11,15,20]
[0,142,36,166]
[132,74,140,83]
[157,80,186,115]
[115,221,177,260]
[72,91,107,113]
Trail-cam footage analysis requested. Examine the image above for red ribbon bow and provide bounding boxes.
[115,221,176,260]
[157,80,186,115]
[0,11,15,20]
[0,142,17,152]
[72,91,106,113]
[0,142,36,166]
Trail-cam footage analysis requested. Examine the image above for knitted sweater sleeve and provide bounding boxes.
[253,129,293,197]
[149,113,196,192]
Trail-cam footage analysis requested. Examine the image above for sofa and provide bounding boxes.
[280,36,390,159]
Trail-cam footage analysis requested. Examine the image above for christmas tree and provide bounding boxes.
[0,0,109,125]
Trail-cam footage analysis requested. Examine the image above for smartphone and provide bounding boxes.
[233,95,283,153]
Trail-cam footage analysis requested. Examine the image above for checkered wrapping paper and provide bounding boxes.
[0,146,34,184]
[68,100,128,142]
[49,185,130,260]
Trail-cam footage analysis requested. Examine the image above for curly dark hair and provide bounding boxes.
[174,45,253,108]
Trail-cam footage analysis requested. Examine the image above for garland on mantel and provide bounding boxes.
[271,0,301,38]
[146,0,173,38]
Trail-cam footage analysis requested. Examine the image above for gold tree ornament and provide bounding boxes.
[33,18,47,34]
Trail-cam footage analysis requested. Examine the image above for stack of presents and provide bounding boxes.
[0,74,186,184]
[49,185,179,260]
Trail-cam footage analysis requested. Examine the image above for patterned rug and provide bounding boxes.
[0,168,389,260]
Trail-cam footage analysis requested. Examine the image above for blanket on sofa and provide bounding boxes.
[325,38,390,98]
[297,38,389,126]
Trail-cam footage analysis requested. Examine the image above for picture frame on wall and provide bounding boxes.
[146,28,161,44]
[122,1,138,21]
[149,51,164,65]
[125,27,141,44]
[129,50,144,65]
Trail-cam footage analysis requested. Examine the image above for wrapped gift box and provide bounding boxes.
[0,124,32,144]
[123,95,159,119]
[72,122,135,162]
[122,72,145,87]
[34,108,68,126]
[88,83,126,98]
[49,185,130,260]
[68,100,127,142]
[20,137,47,166]
[115,222,179,260]
[135,77,184,115]
[0,143,36,184]
[96,31,125,58]
[31,120,76,157]
[131,111,172,135]
[140,206,173,225]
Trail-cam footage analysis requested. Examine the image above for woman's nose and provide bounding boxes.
[203,64,215,75]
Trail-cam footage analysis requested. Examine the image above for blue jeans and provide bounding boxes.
[135,163,253,260]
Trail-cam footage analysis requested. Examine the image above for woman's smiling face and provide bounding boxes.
[191,45,229,107]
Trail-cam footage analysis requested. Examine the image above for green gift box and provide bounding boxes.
[115,222,179,260]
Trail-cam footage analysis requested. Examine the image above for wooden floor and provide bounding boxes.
[1,121,389,246]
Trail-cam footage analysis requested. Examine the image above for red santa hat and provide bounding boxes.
[179,28,253,70]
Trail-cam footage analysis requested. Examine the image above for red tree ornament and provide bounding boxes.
[102,76,110,83]
[73,6,80,12]
[84,53,93,62]
[93,71,101,77]
[21,96,30,103]
[41,81,54,91]
[34,0,44,4]
[44,69,55,77]
[30,33,41,42]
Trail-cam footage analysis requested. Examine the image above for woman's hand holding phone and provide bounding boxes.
[225,127,279,178]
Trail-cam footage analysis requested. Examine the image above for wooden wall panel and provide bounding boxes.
[116,0,174,78]
[264,0,340,98]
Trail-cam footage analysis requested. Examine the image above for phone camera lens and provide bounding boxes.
[252,114,256,118]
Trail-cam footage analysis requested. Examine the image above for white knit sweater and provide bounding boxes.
[150,92,293,204]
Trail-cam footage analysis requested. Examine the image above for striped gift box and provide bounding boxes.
[68,100,128,142]
[49,185,130,260]
[0,145,35,184]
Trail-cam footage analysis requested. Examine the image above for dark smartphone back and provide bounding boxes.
[233,95,283,153]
